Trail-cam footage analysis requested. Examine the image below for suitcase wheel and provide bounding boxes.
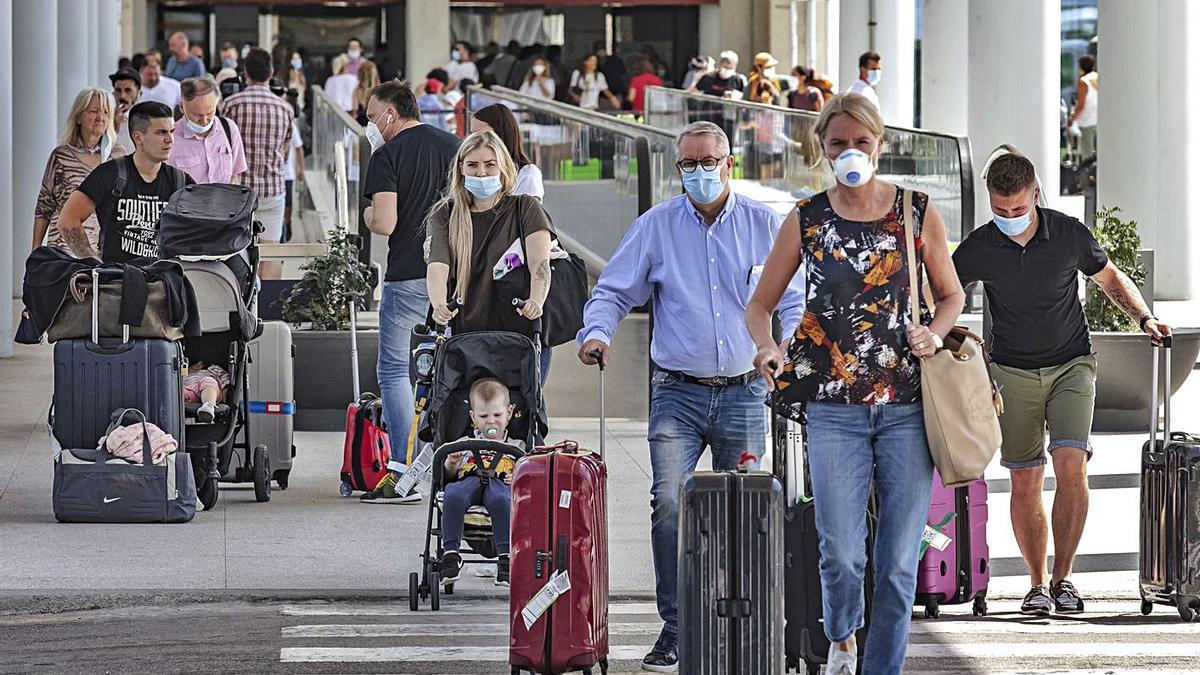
[198,478,219,511]
[444,583,454,595]
[273,469,290,490]
[1178,598,1196,623]
[972,595,988,617]
[923,599,941,619]
[1141,599,1153,616]
[408,572,419,612]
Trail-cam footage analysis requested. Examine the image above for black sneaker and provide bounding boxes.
[495,554,510,587]
[440,551,463,585]
[1051,579,1085,614]
[1020,584,1053,616]
[641,627,678,673]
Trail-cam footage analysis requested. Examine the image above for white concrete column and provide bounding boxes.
[1097,0,1200,299]
[57,0,91,124]
[1,0,14,357]
[820,0,840,86]
[405,0,450,84]
[873,0,915,126]
[699,4,722,61]
[967,0,1060,226]
[13,0,57,290]
[839,0,870,95]
[97,0,121,87]
[920,0,968,134]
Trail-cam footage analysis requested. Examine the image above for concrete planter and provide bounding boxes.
[1091,328,1200,432]
[293,329,380,431]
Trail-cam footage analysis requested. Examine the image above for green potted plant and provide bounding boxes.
[283,229,382,431]
[1086,207,1198,431]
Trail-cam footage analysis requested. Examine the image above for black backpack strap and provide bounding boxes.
[112,155,128,197]
[219,115,232,144]
[172,166,188,193]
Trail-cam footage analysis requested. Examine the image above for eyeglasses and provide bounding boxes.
[677,155,728,173]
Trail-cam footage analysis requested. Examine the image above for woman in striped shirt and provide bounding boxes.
[33,88,126,253]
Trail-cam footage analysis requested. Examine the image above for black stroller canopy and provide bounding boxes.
[421,331,547,449]
[158,184,258,260]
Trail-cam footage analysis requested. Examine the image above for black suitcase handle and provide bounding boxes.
[1150,336,1174,446]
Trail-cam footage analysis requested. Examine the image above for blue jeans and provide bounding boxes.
[648,370,768,635]
[806,402,934,675]
[377,279,429,471]
[441,476,511,555]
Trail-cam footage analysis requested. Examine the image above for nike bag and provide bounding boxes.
[52,408,197,524]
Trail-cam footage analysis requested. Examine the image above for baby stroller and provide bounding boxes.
[158,184,269,509]
[408,320,547,611]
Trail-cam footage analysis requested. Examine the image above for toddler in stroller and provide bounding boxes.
[184,362,231,423]
[440,377,523,587]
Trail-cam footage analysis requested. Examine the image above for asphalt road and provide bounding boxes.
[2,590,1199,674]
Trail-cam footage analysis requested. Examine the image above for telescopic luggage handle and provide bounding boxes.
[1150,335,1174,446]
[91,267,130,345]
[587,348,606,459]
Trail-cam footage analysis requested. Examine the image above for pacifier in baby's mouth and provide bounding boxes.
[483,426,502,439]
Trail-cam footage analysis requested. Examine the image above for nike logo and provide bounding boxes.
[102,497,121,504]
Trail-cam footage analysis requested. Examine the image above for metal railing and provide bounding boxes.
[465,86,680,272]
[644,86,974,243]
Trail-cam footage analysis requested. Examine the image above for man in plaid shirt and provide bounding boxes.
[224,47,294,279]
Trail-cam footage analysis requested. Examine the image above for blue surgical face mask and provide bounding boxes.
[186,117,215,135]
[221,57,236,69]
[993,211,1033,236]
[682,165,726,205]
[465,174,503,200]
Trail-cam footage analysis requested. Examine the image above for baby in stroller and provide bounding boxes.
[439,377,523,587]
[184,362,231,424]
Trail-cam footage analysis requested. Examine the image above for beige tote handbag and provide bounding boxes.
[902,190,1003,487]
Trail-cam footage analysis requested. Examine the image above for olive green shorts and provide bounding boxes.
[990,354,1098,470]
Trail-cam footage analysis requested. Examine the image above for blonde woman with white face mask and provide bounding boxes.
[745,93,964,675]
[518,56,556,101]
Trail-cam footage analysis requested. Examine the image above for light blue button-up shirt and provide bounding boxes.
[578,192,806,378]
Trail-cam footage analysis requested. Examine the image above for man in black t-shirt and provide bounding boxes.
[60,102,192,262]
[953,152,1170,617]
[693,50,748,99]
[358,80,461,504]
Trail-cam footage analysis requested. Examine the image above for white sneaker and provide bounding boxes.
[197,402,216,423]
[825,644,857,675]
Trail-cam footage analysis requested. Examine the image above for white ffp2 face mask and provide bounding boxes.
[866,68,882,86]
[832,148,876,187]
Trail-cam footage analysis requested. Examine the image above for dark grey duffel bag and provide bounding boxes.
[53,409,197,524]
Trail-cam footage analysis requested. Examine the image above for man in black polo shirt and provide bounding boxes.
[954,152,1170,617]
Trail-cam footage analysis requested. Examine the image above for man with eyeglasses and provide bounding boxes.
[577,121,805,672]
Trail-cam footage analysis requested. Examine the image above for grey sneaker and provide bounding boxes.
[1021,584,1054,616]
[1051,579,1085,614]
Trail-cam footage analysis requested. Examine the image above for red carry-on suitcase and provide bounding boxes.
[509,358,609,675]
[337,257,392,496]
[915,468,990,618]
[1139,336,1200,622]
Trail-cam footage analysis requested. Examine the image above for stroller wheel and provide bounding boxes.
[198,478,219,511]
[408,572,420,611]
[273,469,290,490]
[430,572,441,611]
[253,445,271,502]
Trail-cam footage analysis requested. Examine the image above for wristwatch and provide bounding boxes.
[931,333,944,350]
[1140,315,1157,332]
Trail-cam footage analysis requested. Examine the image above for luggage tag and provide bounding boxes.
[919,512,956,556]
[395,442,435,496]
[521,569,572,629]
[492,238,526,280]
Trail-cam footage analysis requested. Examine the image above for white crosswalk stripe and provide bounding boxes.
[278,599,1200,673]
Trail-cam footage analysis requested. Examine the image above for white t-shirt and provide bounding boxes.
[445,60,480,86]
[140,77,182,110]
[1075,72,1099,128]
[519,78,556,101]
[324,73,358,112]
[844,79,880,111]
[514,163,545,201]
[570,71,609,110]
[283,121,303,181]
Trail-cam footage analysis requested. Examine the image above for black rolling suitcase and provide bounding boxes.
[678,470,785,675]
[772,406,873,675]
[1139,337,1200,622]
[52,269,185,451]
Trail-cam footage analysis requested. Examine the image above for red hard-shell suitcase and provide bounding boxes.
[340,393,391,493]
[915,469,990,618]
[509,360,609,675]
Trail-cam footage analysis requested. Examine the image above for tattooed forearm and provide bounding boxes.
[1101,269,1150,322]
[61,224,96,259]
[531,259,552,304]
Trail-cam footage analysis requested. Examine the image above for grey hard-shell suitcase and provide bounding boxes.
[678,470,786,675]
[1139,337,1200,622]
[243,320,295,488]
[52,269,185,451]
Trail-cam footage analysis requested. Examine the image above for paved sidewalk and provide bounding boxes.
[2,318,1199,608]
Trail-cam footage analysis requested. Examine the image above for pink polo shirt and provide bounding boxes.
[168,116,248,185]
